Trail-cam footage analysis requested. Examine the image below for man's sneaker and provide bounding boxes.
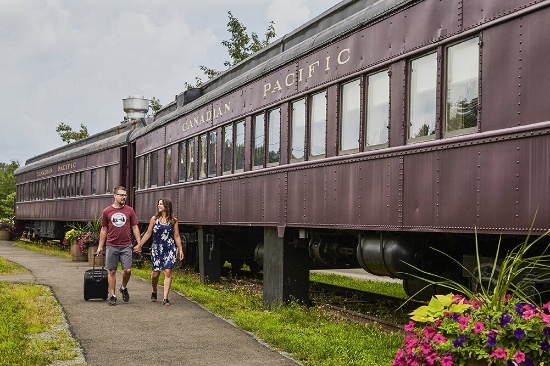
[120,287,129,302]
[151,292,157,302]
[108,296,117,306]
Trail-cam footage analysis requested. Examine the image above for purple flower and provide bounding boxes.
[453,334,467,347]
[541,341,550,352]
[544,327,550,337]
[514,327,525,339]
[487,335,497,347]
[524,358,534,366]
[500,312,512,327]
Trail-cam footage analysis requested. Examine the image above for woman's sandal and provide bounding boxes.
[163,298,170,306]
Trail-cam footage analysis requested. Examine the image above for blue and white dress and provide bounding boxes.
[151,219,177,271]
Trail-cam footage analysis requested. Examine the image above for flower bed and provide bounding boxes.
[392,293,550,365]
[392,219,550,366]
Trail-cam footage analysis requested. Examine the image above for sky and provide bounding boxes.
[0,0,341,165]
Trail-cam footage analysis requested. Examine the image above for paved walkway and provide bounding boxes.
[0,240,299,366]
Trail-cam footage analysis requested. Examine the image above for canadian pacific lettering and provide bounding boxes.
[180,48,351,133]
[57,162,77,172]
[182,102,232,132]
[263,48,351,97]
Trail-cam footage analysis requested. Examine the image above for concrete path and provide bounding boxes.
[0,240,298,366]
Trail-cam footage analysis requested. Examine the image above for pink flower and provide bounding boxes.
[473,321,485,333]
[523,309,535,320]
[514,351,526,363]
[543,301,550,312]
[420,341,433,354]
[404,321,415,332]
[458,316,471,331]
[423,326,436,339]
[489,348,508,359]
[539,313,550,324]
[433,334,447,343]
[440,355,453,366]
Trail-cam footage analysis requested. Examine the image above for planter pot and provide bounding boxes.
[87,245,105,266]
[70,242,87,262]
[0,230,10,241]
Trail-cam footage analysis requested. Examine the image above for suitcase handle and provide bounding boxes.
[92,253,106,280]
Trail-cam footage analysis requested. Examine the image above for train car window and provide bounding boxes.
[105,166,112,193]
[165,147,171,185]
[234,120,245,173]
[222,124,233,175]
[91,169,97,195]
[187,138,195,181]
[208,131,217,177]
[150,151,158,187]
[309,91,327,159]
[267,108,281,166]
[137,156,143,189]
[199,134,207,179]
[75,173,80,196]
[340,78,361,154]
[178,142,187,183]
[253,113,265,169]
[30,182,34,200]
[63,175,68,197]
[144,154,150,188]
[366,70,390,149]
[68,173,74,197]
[408,52,437,142]
[444,37,479,137]
[291,99,306,162]
[79,172,84,196]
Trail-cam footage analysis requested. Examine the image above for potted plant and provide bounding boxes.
[64,226,87,261]
[0,217,14,240]
[392,221,550,366]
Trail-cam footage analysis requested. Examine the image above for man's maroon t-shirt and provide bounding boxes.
[101,205,138,247]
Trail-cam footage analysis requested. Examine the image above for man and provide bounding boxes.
[96,186,141,306]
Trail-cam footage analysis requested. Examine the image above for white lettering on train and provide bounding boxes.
[263,48,351,97]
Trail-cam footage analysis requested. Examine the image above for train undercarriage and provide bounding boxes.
[17,218,550,304]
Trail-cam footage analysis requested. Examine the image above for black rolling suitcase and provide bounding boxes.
[84,254,108,301]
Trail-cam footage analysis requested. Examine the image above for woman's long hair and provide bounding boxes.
[155,198,176,225]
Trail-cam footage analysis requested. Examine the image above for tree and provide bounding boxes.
[0,160,19,218]
[149,97,162,116]
[185,12,276,89]
[56,122,89,144]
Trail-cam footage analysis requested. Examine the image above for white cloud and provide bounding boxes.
[0,0,340,164]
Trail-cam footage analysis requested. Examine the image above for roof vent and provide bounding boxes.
[123,95,149,120]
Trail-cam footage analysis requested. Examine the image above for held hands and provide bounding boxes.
[133,244,142,253]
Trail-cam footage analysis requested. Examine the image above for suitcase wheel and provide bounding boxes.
[84,296,89,301]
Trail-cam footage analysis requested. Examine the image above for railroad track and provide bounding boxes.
[220,274,416,332]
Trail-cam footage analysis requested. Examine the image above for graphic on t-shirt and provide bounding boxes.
[111,212,127,227]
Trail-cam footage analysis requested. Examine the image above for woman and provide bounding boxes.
[136,198,184,305]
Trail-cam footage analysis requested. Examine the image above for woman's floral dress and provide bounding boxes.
[151,219,177,271]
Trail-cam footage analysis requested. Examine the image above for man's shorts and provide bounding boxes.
[105,245,133,270]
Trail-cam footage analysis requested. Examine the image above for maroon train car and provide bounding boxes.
[15,0,550,305]
[14,119,144,239]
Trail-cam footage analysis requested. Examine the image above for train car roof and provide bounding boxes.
[14,119,147,175]
[130,0,412,140]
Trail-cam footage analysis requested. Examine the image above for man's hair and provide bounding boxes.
[113,186,126,194]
